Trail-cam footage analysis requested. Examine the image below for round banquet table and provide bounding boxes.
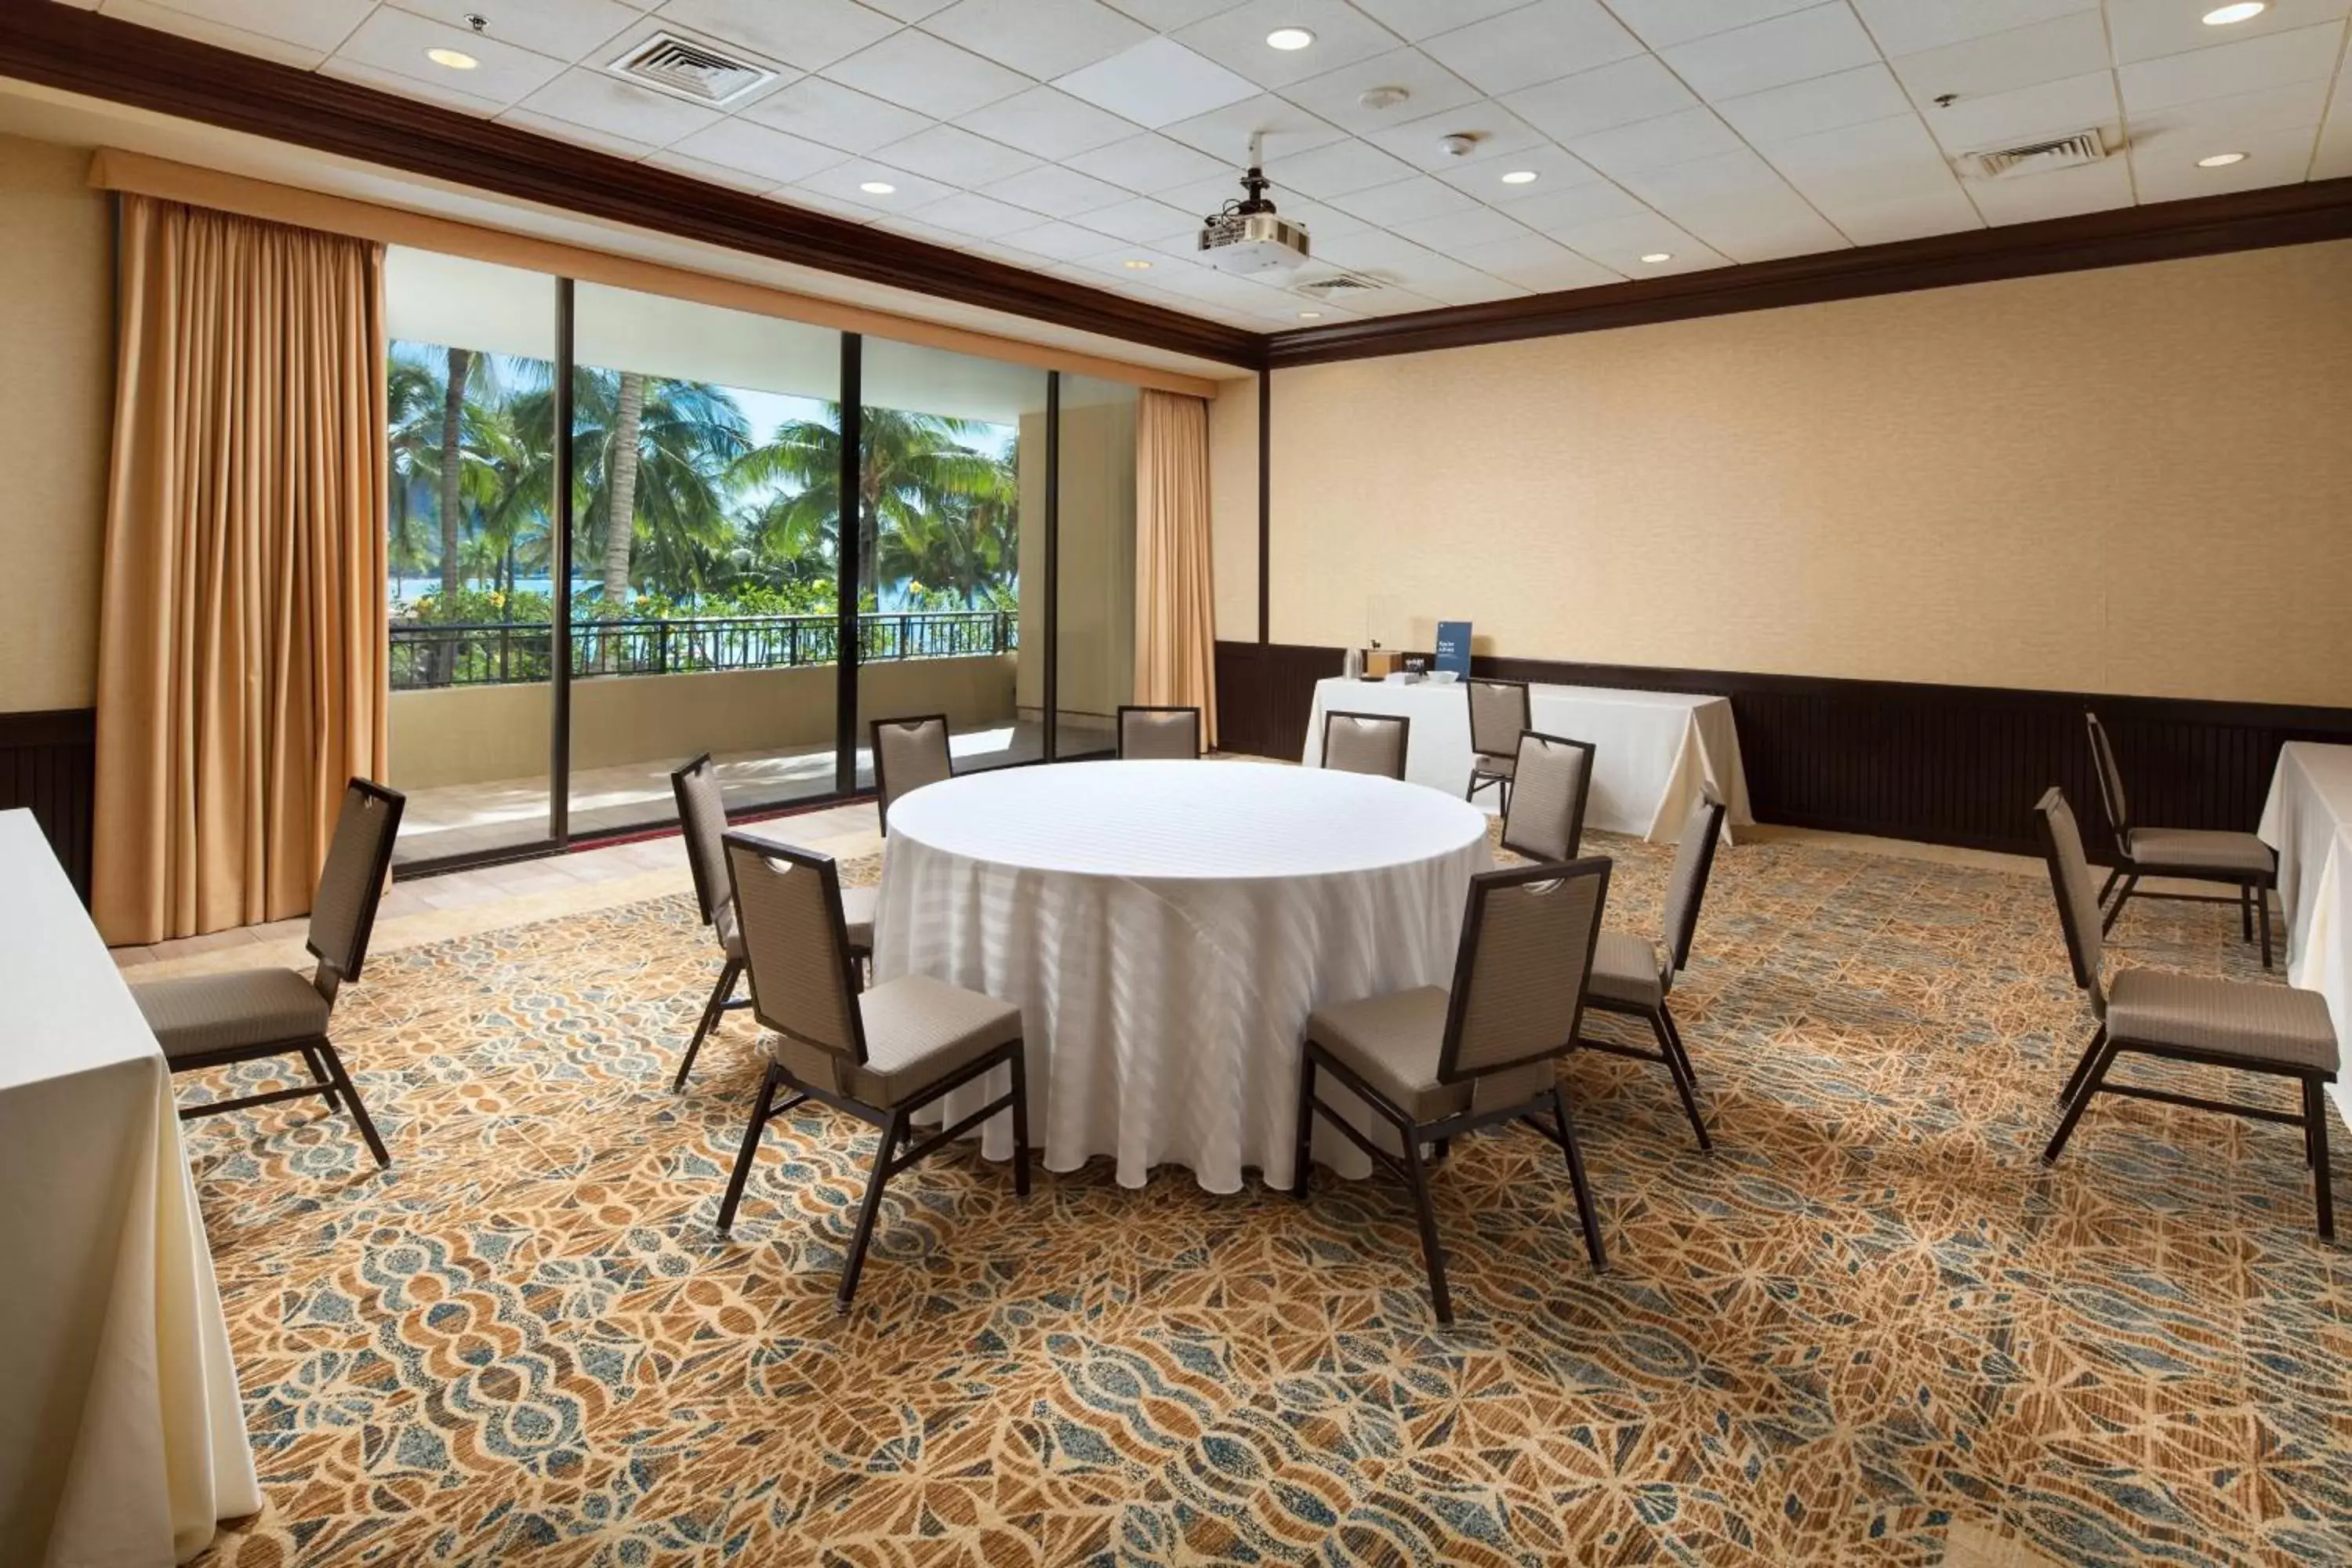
[871,760,1492,1192]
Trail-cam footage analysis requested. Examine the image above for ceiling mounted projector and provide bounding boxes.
[1198,134,1309,276]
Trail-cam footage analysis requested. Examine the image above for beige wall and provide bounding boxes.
[1209,374,1258,643]
[0,136,112,713]
[1256,240,2352,708]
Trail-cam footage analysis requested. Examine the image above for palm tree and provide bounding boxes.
[437,347,473,601]
[386,352,443,601]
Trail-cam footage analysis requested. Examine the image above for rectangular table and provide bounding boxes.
[0,810,260,1566]
[1301,677,1755,843]
[2259,742,2352,1127]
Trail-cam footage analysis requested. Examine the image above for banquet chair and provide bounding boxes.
[131,779,403,1168]
[716,830,1032,1311]
[2085,711,2275,967]
[1117,704,1202,760]
[1500,731,1595,862]
[669,754,873,1092]
[1578,789,1727,1151]
[1465,677,1530,811]
[1293,857,1613,1324]
[1323,710,1410,781]
[873,713,953,836]
[2034,787,2336,1237]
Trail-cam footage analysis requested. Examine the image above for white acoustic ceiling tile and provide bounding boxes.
[1077,193,1203,241]
[1660,3,1882,103]
[1361,103,1548,170]
[670,118,849,183]
[654,0,898,73]
[1961,153,2132,223]
[99,0,335,67]
[1327,172,1485,224]
[923,0,1152,80]
[518,65,725,143]
[1261,135,1422,197]
[2119,24,2347,115]
[389,0,642,63]
[1566,106,1747,176]
[866,214,972,248]
[112,0,368,55]
[1054,36,1261,126]
[1602,0,1821,51]
[1413,270,1532,304]
[737,77,933,151]
[1279,49,1486,134]
[862,0,956,16]
[321,53,514,111]
[1420,0,1646,97]
[1501,55,1699,142]
[1064,131,1236,192]
[875,122,1041,184]
[1918,70,2120,155]
[2131,122,2321,201]
[2130,77,2332,141]
[1713,64,1912,143]
[1453,229,1617,283]
[957,86,1142,159]
[978,162,1136,216]
[1389,201,1534,249]
[1173,0,1402,89]
[1501,178,1652,232]
[1551,211,1725,272]
[1616,145,1802,206]
[1670,199,1851,262]
[1346,0,1531,43]
[825,28,1032,117]
[1761,111,1955,205]
[1815,182,1982,244]
[498,105,662,157]
[1888,11,2112,104]
[791,158,960,209]
[2106,0,2352,67]
[909,189,1048,235]
[335,7,569,103]
[1849,0,2094,60]
[1267,194,1376,239]
[643,148,781,193]
[1102,0,1251,27]
[2313,103,2352,177]
[1156,171,1260,214]
[1062,246,1194,281]
[765,187,882,223]
[1433,142,1603,200]
[997,219,1123,260]
[1159,93,1347,162]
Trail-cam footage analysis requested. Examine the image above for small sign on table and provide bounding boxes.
[1435,620,1472,679]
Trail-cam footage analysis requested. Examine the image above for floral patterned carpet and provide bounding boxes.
[174,827,2350,1566]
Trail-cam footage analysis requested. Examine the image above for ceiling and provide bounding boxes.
[45,0,2352,333]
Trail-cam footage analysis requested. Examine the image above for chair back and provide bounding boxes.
[1465,677,1530,760]
[722,831,867,1065]
[306,779,405,996]
[1322,711,1410,780]
[670,753,730,928]
[1437,858,1611,1084]
[1500,731,1594,861]
[2033,786,2107,1014]
[1118,705,1201,760]
[871,713,952,834]
[1660,789,1729,982]
[2084,711,2130,837]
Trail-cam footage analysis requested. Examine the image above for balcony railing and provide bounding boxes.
[390,611,1016,690]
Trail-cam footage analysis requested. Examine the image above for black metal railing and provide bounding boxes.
[390,611,1015,690]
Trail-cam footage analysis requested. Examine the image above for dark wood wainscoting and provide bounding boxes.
[1215,645,2350,859]
[0,708,97,902]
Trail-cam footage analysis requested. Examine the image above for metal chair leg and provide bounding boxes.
[302,1044,341,1112]
[2097,866,2122,907]
[1650,1009,1711,1151]
[2259,886,2274,971]
[317,1041,388,1168]
[1290,1054,1317,1200]
[716,1062,779,1235]
[2100,876,2139,935]
[2042,1037,2118,1163]
[2056,1026,2108,1109]
[2305,1078,2334,1242]
[1399,1120,1453,1325]
[2240,883,2254,942]
[1552,1086,1606,1270]
[673,957,742,1093]
[837,1112,903,1312]
[1007,1044,1033,1199]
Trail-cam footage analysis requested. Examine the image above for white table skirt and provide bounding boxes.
[2258,742,2352,1127]
[1300,677,1755,842]
[0,811,260,1566]
[871,761,1491,1192]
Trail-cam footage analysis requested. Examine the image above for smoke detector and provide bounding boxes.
[1965,128,2111,180]
[1358,85,1410,112]
[1436,132,1480,158]
[1197,133,1311,276]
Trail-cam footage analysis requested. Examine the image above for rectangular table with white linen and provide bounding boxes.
[1301,677,1755,843]
[0,810,260,1566]
[2259,742,2352,1127]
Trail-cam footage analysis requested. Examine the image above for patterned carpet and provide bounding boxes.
[172,827,2351,1567]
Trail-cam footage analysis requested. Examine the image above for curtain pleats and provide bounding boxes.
[1133,389,1218,747]
[93,195,388,946]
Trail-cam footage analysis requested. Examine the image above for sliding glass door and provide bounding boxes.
[1054,376,1139,760]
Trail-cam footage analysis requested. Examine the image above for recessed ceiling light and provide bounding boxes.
[1123,259,1154,270]
[1500,169,1540,185]
[2197,151,2249,166]
[1639,252,1673,263]
[1298,310,1322,320]
[858,180,896,195]
[2202,2,2265,24]
[425,47,479,70]
[1266,27,1315,50]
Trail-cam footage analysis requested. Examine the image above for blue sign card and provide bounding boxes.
[1435,621,1472,677]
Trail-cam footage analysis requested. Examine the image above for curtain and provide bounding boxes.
[93,196,389,946]
[1133,389,1218,747]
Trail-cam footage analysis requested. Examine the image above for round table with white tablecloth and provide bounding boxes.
[871,760,1491,1192]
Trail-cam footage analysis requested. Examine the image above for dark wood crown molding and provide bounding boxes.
[1266,174,2352,368]
[0,4,1261,368]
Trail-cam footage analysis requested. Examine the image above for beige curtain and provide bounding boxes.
[93,196,389,946]
[1133,389,1218,747]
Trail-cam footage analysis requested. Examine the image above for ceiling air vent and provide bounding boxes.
[607,33,776,107]
[1966,129,2109,180]
[1295,272,1381,298]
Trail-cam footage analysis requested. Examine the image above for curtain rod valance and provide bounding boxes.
[87,149,1221,400]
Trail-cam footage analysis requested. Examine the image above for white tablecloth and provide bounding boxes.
[1300,677,1755,842]
[871,760,1490,1192]
[0,811,260,1567]
[2258,742,2352,1127]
